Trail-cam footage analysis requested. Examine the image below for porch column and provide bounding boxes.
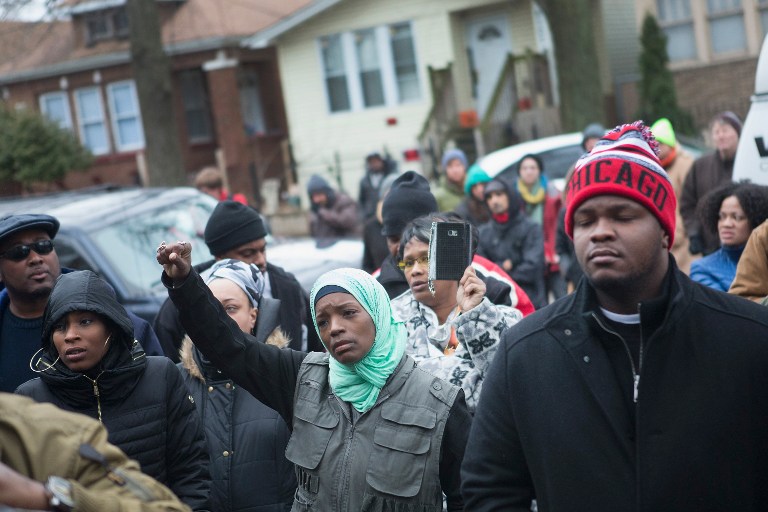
[203,51,253,202]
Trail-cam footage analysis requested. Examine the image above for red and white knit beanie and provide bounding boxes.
[564,121,676,248]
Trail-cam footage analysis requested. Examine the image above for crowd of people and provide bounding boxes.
[3,112,768,511]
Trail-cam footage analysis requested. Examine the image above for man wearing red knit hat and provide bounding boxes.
[462,121,768,511]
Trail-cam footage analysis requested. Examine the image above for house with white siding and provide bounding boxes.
[244,0,558,198]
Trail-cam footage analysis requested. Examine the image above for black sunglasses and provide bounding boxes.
[0,240,55,261]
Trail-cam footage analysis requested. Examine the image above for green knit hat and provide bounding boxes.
[464,163,491,196]
[650,118,676,147]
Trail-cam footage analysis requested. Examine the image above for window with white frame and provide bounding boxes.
[179,69,213,143]
[320,34,351,112]
[106,80,144,152]
[319,21,421,113]
[390,23,420,103]
[74,87,109,155]
[707,0,746,54]
[239,68,268,136]
[656,0,697,61]
[85,7,130,45]
[758,0,768,36]
[39,91,72,130]
[355,28,386,108]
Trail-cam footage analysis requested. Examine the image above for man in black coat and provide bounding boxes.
[153,201,321,360]
[477,178,546,308]
[462,122,768,511]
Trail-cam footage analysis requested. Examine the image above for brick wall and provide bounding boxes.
[672,57,756,133]
[616,56,757,136]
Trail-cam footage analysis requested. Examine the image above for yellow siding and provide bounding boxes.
[275,0,538,199]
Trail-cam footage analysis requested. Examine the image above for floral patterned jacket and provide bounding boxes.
[390,293,522,412]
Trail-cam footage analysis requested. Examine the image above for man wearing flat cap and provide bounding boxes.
[0,214,60,392]
[0,214,163,392]
[153,200,320,360]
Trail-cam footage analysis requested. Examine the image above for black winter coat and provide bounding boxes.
[478,206,545,307]
[179,332,295,512]
[16,270,210,510]
[462,260,768,511]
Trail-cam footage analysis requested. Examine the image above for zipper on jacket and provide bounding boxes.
[591,312,644,402]
[339,423,356,510]
[84,372,105,423]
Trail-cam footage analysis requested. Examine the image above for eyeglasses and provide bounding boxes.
[397,255,429,271]
[0,240,55,261]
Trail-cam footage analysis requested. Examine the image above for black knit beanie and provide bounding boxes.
[204,201,267,257]
[381,171,438,237]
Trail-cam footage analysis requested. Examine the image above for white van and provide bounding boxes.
[732,34,768,184]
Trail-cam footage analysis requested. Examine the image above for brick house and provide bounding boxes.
[630,0,767,132]
[0,0,310,204]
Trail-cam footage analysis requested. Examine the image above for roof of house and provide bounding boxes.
[0,0,313,84]
[242,0,342,48]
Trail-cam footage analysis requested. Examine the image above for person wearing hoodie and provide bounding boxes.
[306,175,360,239]
[358,152,396,220]
[453,163,492,227]
[478,178,546,308]
[434,149,468,212]
[177,259,295,512]
[0,213,164,393]
[15,270,210,511]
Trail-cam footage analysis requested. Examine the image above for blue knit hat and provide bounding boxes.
[441,149,468,169]
[464,163,491,196]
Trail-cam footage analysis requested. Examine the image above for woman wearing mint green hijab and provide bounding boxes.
[158,241,471,511]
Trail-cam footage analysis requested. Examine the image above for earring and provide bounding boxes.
[103,334,112,347]
[29,346,60,374]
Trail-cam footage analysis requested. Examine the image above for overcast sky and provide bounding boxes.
[5,0,49,21]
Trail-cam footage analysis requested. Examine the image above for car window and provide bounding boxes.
[90,197,215,295]
[538,145,585,179]
[495,143,585,184]
[55,236,96,272]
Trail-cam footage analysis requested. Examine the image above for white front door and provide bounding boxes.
[465,13,513,118]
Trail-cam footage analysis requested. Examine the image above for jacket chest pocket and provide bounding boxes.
[285,380,339,505]
[366,402,437,498]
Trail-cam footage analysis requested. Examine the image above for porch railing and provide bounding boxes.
[478,51,560,155]
[418,64,458,180]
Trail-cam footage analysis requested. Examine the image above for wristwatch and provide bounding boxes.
[45,476,74,512]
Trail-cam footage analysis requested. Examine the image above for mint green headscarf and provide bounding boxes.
[310,268,406,413]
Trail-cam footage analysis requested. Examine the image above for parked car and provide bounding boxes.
[0,186,218,323]
[0,185,364,323]
[479,131,704,192]
[268,237,364,291]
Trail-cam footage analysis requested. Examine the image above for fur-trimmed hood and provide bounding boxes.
[180,328,290,383]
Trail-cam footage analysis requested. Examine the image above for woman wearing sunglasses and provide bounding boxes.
[158,241,471,511]
[16,270,211,511]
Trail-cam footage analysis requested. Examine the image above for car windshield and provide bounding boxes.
[90,196,215,294]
